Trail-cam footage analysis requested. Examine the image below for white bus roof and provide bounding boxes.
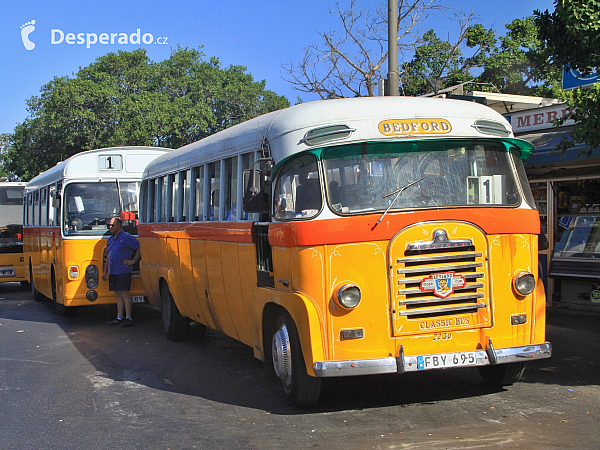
[144,97,528,179]
[25,146,171,192]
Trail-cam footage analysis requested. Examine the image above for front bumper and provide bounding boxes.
[313,341,552,377]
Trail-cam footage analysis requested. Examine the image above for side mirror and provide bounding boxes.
[243,158,273,213]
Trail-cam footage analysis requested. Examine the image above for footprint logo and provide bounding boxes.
[20,20,36,50]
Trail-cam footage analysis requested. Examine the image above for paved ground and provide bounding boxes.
[1,282,599,449]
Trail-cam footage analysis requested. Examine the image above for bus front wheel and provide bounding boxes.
[270,313,321,407]
[160,283,189,341]
[478,362,526,386]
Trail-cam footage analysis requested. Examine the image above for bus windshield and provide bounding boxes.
[322,140,524,215]
[0,186,25,228]
[0,186,24,252]
[64,182,139,235]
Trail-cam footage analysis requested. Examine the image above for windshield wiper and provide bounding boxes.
[375,175,427,226]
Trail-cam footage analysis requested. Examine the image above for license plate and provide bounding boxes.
[417,351,477,370]
[130,295,146,303]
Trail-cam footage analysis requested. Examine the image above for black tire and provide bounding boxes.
[190,322,208,339]
[161,283,189,341]
[20,281,30,288]
[30,267,46,302]
[51,269,69,317]
[478,362,526,386]
[270,312,321,407]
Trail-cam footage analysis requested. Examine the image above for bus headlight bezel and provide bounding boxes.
[334,284,362,310]
[513,271,536,296]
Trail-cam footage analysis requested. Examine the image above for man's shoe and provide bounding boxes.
[108,318,123,325]
[121,318,135,327]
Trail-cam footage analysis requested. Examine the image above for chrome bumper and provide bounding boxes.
[313,341,552,377]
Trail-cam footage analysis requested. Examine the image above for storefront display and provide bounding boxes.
[530,177,600,306]
[511,104,600,309]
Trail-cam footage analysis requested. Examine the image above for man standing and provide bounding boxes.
[102,217,140,327]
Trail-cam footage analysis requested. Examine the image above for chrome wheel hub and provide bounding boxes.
[272,323,292,386]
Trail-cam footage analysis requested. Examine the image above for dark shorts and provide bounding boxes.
[109,273,132,292]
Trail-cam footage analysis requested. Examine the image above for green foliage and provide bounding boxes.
[400,17,561,97]
[536,1,600,156]
[477,17,561,97]
[536,0,600,74]
[400,29,478,96]
[2,47,289,181]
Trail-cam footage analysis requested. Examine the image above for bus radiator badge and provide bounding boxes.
[420,272,466,298]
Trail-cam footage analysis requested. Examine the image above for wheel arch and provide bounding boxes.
[157,276,169,312]
[255,290,326,377]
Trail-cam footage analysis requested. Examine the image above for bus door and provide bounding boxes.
[243,156,274,288]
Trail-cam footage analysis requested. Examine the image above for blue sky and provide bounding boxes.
[1,0,556,135]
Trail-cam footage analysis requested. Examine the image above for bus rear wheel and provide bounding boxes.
[270,312,321,407]
[161,283,189,341]
[52,269,69,317]
[478,362,526,386]
[30,267,45,302]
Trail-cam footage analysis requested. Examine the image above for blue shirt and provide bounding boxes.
[106,230,140,275]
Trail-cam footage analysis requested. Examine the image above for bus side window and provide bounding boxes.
[33,190,39,226]
[179,170,188,222]
[158,176,167,223]
[167,173,176,222]
[48,185,55,226]
[193,166,204,221]
[241,152,256,221]
[40,188,47,227]
[147,179,156,223]
[273,154,321,219]
[223,157,235,221]
[208,161,220,221]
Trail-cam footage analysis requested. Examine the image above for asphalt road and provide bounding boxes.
[1,282,599,449]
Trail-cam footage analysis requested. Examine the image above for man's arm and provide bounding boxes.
[123,247,141,267]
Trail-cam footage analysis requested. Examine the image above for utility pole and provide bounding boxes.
[386,0,399,96]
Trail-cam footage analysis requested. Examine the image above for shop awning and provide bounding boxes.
[518,126,600,167]
[527,165,600,182]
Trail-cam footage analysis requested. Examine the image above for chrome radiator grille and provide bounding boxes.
[390,224,491,335]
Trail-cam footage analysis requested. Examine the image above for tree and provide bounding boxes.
[1,47,289,180]
[400,22,496,96]
[535,1,600,156]
[282,1,559,99]
[476,17,561,97]
[536,0,600,75]
[0,133,16,180]
[282,0,449,98]
[402,16,561,97]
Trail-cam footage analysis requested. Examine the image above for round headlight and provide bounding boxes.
[86,277,99,289]
[513,272,535,296]
[86,265,99,276]
[335,284,361,309]
[86,290,98,302]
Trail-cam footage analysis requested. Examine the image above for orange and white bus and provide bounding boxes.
[24,146,170,315]
[0,181,28,285]
[138,97,551,406]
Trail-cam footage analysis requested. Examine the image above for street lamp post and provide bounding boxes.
[386,0,399,96]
